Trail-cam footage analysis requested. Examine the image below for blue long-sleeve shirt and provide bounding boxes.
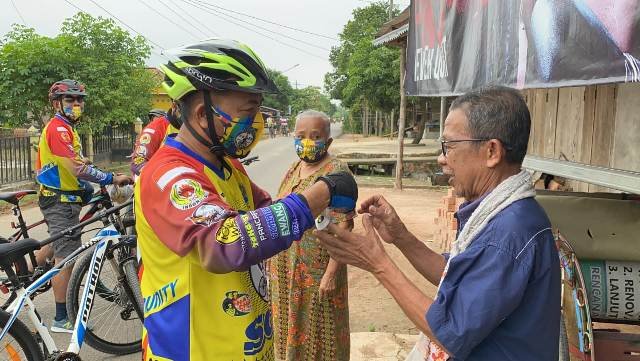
[427,196,560,360]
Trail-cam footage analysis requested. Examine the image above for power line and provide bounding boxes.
[135,0,201,41]
[180,0,327,60]
[189,0,338,41]
[10,0,27,26]
[156,0,219,37]
[67,0,168,58]
[185,0,330,52]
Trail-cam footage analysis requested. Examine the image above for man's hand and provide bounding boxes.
[358,195,408,245]
[113,173,133,186]
[318,271,336,299]
[316,171,358,213]
[315,214,391,274]
[82,157,92,165]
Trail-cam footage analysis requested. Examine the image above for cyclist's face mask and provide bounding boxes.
[294,138,329,163]
[213,107,264,159]
[59,96,85,122]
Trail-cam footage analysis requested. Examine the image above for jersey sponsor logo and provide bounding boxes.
[169,179,208,210]
[216,218,241,244]
[271,203,290,237]
[291,212,300,236]
[139,133,152,144]
[187,203,226,227]
[244,309,273,356]
[59,131,71,143]
[261,208,279,239]
[250,211,267,242]
[133,156,145,165]
[222,290,252,316]
[250,262,269,302]
[135,145,147,157]
[144,279,178,314]
[241,214,259,248]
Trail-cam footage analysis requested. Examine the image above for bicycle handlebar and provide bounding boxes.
[241,156,259,166]
[40,199,133,248]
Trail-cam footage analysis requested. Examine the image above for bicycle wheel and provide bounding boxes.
[121,258,144,321]
[0,309,44,361]
[66,249,142,355]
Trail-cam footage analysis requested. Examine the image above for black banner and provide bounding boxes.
[407,0,640,96]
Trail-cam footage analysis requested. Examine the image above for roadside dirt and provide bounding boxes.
[347,186,446,334]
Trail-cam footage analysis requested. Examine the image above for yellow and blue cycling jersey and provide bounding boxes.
[36,114,113,202]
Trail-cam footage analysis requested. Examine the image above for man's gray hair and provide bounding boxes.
[295,110,331,135]
[450,86,531,164]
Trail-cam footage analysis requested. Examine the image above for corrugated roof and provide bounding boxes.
[373,24,409,46]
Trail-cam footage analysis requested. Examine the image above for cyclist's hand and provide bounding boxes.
[316,171,358,213]
[83,157,93,165]
[113,173,133,186]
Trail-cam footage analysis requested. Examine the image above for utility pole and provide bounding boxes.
[389,0,393,20]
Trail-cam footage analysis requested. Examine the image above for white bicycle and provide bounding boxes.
[0,200,142,361]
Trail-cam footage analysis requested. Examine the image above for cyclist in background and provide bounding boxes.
[130,108,181,176]
[36,79,132,332]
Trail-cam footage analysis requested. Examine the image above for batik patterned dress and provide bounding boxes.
[269,156,351,361]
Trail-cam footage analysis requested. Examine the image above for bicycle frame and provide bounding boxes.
[0,224,123,355]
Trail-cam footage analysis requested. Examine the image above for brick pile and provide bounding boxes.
[434,188,465,252]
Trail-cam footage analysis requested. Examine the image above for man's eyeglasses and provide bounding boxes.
[439,138,511,157]
[62,96,85,104]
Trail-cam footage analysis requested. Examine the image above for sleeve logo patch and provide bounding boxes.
[222,291,252,316]
[187,204,226,226]
[139,133,152,144]
[136,145,147,157]
[271,203,290,237]
[59,131,71,143]
[216,218,241,244]
[170,179,208,210]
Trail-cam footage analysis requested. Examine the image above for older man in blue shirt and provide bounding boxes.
[316,86,560,360]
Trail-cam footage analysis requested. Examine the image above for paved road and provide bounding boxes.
[1,123,342,360]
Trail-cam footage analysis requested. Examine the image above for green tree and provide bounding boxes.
[0,13,157,132]
[290,86,335,118]
[324,2,401,132]
[263,69,294,114]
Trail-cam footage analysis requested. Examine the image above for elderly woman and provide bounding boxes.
[269,110,353,360]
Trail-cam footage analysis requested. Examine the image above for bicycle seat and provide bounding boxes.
[0,238,41,267]
[0,190,37,206]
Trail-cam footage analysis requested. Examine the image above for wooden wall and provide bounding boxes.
[523,83,640,193]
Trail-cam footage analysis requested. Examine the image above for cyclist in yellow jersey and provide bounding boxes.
[36,79,132,332]
[135,39,358,361]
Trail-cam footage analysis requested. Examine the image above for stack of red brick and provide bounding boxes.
[434,188,465,252]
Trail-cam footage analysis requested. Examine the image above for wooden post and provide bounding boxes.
[390,108,395,139]
[134,117,143,135]
[86,132,94,162]
[439,96,447,137]
[395,42,407,190]
[28,126,40,179]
